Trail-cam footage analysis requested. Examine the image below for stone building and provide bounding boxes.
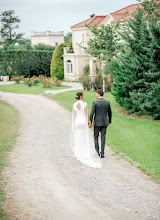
[31,31,64,46]
[63,3,142,81]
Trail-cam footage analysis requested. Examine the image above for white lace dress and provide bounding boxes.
[70,100,102,168]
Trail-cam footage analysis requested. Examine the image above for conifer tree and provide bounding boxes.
[142,21,160,119]
[113,8,160,119]
[50,43,67,80]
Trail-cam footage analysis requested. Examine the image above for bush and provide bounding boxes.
[50,43,67,80]
[41,77,53,88]
[79,64,90,90]
[12,75,22,83]
[92,70,103,90]
[30,75,40,86]
[0,48,53,77]
[23,77,29,85]
[53,77,61,86]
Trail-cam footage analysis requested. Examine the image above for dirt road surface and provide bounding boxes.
[1,92,160,220]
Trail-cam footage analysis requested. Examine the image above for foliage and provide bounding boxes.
[0,48,53,77]
[0,10,24,45]
[113,8,160,120]
[41,77,53,88]
[30,75,40,85]
[33,43,55,51]
[92,70,103,90]
[64,32,72,46]
[79,64,90,90]
[52,77,61,86]
[67,41,74,53]
[23,77,29,85]
[50,43,67,80]
[138,0,160,21]
[83,23,120,61]
[11,75,23,83]
[18,38,31,45]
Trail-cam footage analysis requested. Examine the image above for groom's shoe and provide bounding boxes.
[100,153,104,158]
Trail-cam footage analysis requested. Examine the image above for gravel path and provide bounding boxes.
[0,91,160,220]
[46,82,83,94]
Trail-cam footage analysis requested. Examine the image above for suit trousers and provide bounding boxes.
[94,126,107,155]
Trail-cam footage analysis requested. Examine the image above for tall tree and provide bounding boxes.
[83,23,119,62]
[137,0,160,21]
[113,8,160,119]
[50,43,67,79]
[0,10,24,45]
[64,32,72,46]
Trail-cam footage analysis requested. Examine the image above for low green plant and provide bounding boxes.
[23,77,29,85]
[79,64,90,90]
[92,70,103,90]
[30,76,40,86]
[53,77,61,86]
[11,75,22,84]
[41,77,53,88]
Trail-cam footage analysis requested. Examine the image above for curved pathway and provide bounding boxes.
[0,91,160,220]
[46,81,83,94]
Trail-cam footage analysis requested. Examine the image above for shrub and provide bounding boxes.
[23,77,29,85]
[41,77,53,88]
[92,70,103,90]
[0,48,53,77]
[53,77,61,86]
[30,75,40,86]
[50,43,67,80]
[12,75,22,83]
[79,64,90,90]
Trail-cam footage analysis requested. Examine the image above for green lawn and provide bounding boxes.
[0,100,19,219]
[0,83,71,94]
[46,90,160,182]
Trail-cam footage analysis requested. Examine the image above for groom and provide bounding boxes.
[89,89,112,158]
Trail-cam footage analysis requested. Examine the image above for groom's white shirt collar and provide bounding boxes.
[98,97,103,99]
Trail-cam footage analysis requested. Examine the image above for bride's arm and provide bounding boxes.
[85,104,92,128]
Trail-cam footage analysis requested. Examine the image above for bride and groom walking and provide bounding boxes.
[71,89,112,168]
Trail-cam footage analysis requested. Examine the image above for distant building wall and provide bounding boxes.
[31,31,64,46]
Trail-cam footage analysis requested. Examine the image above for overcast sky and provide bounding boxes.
[0,0,138,38]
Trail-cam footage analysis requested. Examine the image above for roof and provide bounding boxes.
[71,16,106,29]
[71,3,142,29]
[111,3,143,23]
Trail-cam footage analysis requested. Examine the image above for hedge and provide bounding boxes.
[0,49,53,77]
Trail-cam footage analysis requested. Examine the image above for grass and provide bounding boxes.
[45,90,160,182]
[0,100,19,219]
[0,83,71,94]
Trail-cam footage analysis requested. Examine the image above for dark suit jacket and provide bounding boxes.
[90,98,112,126]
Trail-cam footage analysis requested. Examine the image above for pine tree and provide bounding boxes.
[142,21,160,119]
[113,9,151,112]
[113,8,160,119]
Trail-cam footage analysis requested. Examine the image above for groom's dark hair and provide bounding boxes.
[96,89,104,97]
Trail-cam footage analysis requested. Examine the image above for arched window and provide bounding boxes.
[66,60,73,74]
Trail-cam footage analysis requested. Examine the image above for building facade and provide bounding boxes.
[63,3,142,81]
[31,31,64,47]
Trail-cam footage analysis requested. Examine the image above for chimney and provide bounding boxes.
[90,14,95,18]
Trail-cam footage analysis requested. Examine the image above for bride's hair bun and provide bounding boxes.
[75,92,83,100]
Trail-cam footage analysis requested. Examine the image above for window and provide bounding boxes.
[66,60,73,74]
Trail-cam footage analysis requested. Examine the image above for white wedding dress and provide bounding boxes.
[70,100,102,168]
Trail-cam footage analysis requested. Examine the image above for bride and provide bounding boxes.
[70,92,102,168]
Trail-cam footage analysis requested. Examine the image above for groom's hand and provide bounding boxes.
[89,123,92,128]
[108,123,111,127]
